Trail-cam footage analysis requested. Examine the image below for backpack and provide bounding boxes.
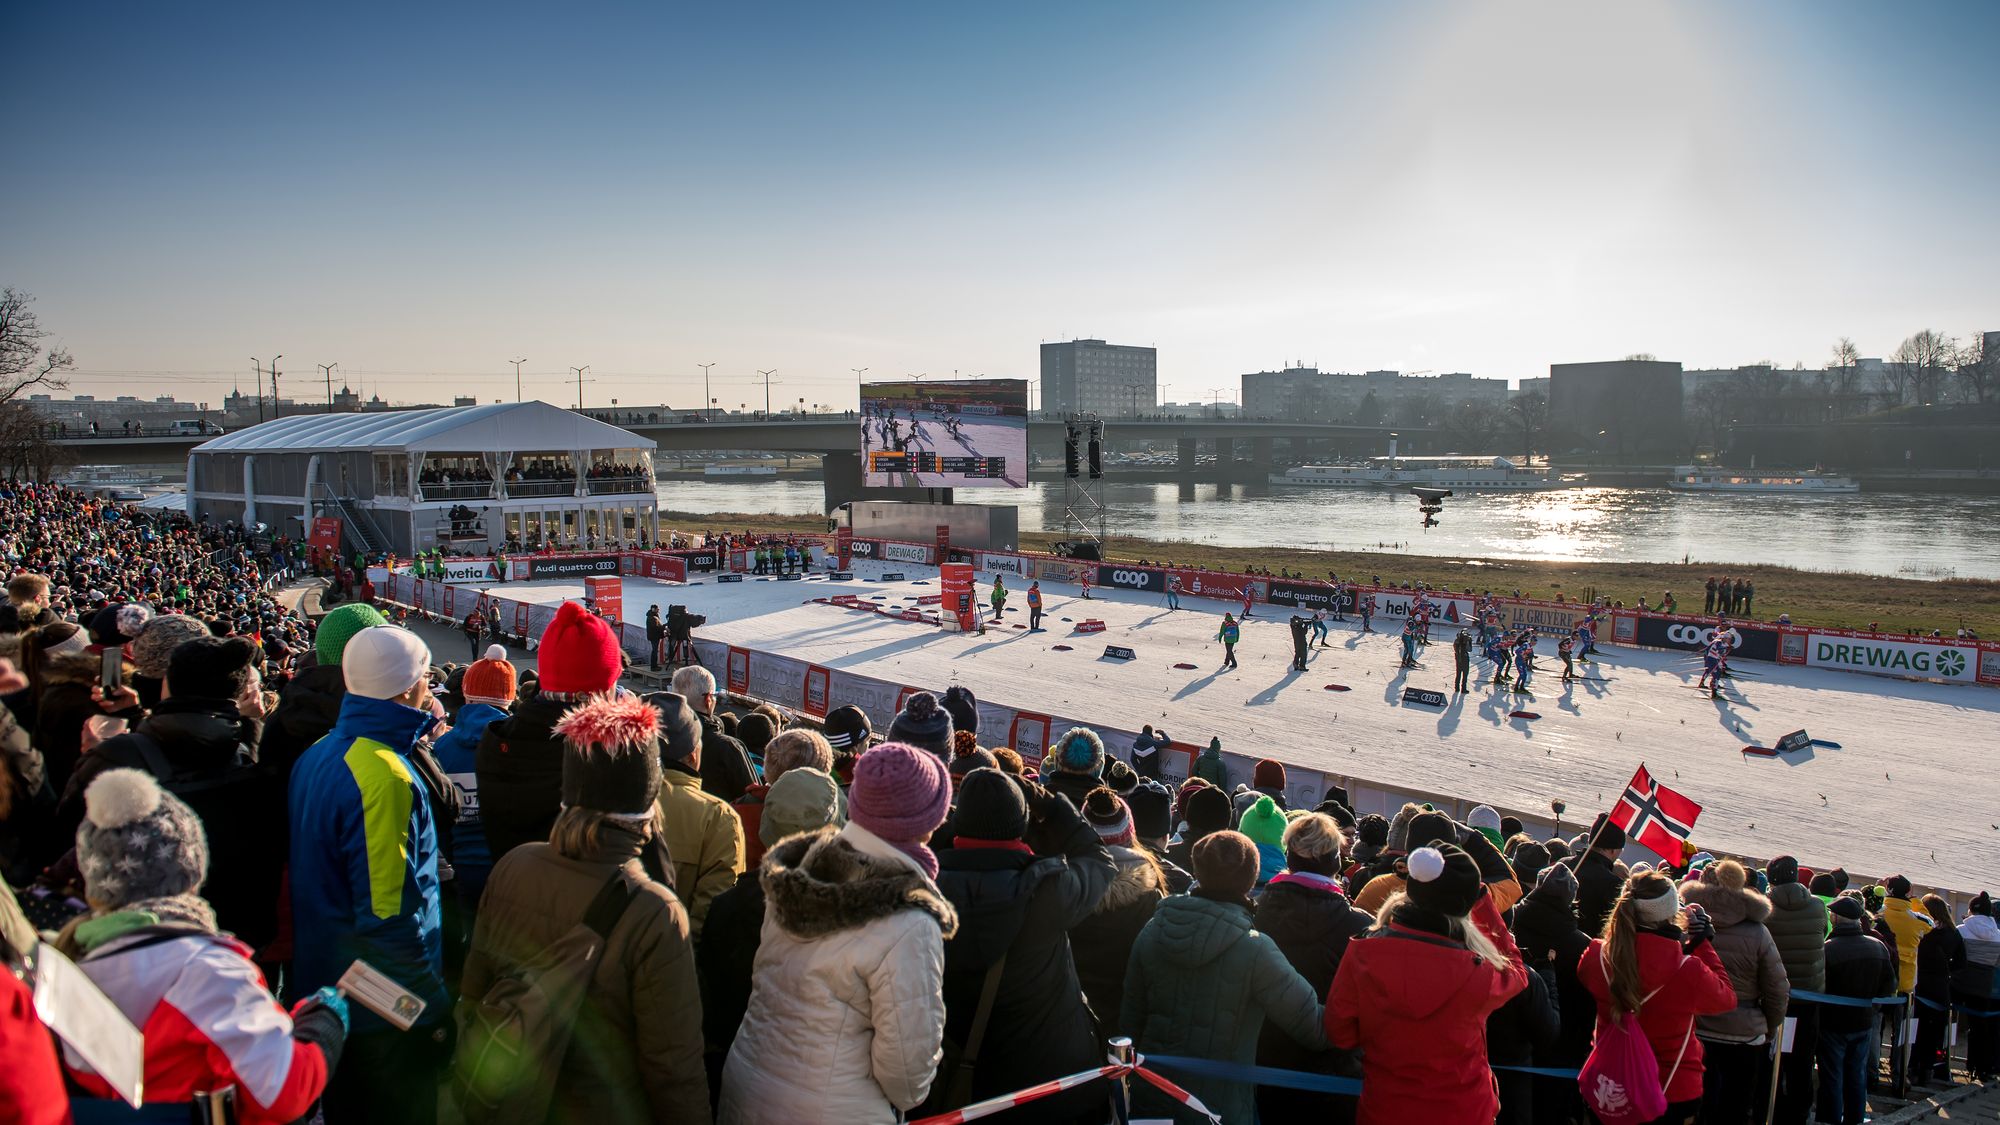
[1578,952,1692,1125]
[451,870,638,1125]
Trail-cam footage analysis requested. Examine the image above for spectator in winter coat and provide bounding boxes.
[733,728,834,870]
[1683,859,1791,1123]
[1071,788,1167,1041]
[1763,855,1827,1125]
[1879,874,1935,996]
[1568,813,1628,937]
[674,664,757,803]
[1231,758,1289,823]
[1192,736,1228,788]
[718,744,957,1125]
[1911,895,1965,1086]
[1123,831,1328,1125]
[125,610,211,711]
[1237,794,1289,888]
[26,620,117,796]
[1487,955,1561,1125]
[56,635,284,952]
[431,646,514,915]
[649,691,744,940]
[1129,723,1168,781]
[0,573,56,636]
[1254,813,1371,1124]
[0,921,66,1125]
[1579,872,1738,1125]
[1819,896,1897,1125]
[482,603,630,867]
[1124,777,1191,889]
[1355,809,1523,916]
[1508,862,1593,1116]
[460,693,711,1124]
[1165,785,1232,872]
[1328,843,1528,1125]
[887,690,954,760]
[260,602,383,779]
[926,771,1115,1123]
[1040,725,1105,809]
[698,766,846,1105]
[60,769,348,1125]
[287,624,450,1125]
[1345,801,1420,899]
[1959,894,2000,1080]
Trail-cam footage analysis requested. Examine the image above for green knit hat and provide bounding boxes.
[316,603,387,666]
[1239,794,1288,848]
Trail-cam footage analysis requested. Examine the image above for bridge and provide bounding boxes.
[55,415,1427,508]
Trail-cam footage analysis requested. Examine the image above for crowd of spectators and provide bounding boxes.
[0,488,1995,1125]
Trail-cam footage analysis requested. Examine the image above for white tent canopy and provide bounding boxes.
[192,400,655,455]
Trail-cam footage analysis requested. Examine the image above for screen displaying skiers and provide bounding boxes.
[859,378,1027,488]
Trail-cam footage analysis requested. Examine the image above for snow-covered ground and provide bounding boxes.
[491,561,2000,892]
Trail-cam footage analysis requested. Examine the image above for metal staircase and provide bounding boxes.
[312,483,391,557]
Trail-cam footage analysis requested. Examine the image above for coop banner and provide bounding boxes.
[1633,615,1782,663]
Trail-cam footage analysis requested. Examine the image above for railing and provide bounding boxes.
[311,483,390,556]
[505,478,575,498]
[584,475,652,495]
[418,480,496,501]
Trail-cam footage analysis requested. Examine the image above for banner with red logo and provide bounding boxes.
[1009,712,1051,767]
[801,665,831,718]
[939,562,977,632]
[726,646,751,695]
[309,517,343,567]
[836,526,853,569]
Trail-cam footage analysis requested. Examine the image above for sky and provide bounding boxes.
[6,0,1997,409]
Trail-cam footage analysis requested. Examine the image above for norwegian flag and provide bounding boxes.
[1608,764,1703,860]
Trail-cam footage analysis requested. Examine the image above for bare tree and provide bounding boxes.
[0,289,75,405]
[1504,393,1548,462]
[1826,336,1863,404]
[1623,353,1658,362]
[1958,333,1998,404]
[1889,330,1955,406]
[1441,401,1504,452]
[1685,382,1731,453]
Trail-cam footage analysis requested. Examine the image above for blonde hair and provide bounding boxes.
[1282,812,1346,861]
[1372,890,1513,972]
[550,805,662,859]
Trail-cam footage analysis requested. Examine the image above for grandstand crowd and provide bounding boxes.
[0,481,1995,1125]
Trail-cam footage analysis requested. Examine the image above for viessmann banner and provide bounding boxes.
[1805,634,1978,682]
[1633,616,1782,663]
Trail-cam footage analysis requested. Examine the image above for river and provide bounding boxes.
[656,480,2000,581]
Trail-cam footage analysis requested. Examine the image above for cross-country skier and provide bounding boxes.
[1399,618,1420,669]
[1574,616,1597,662]
[1697,633,1729,697]
[1514,632,1536,691]
[1360,593,1376,633]
[1311,608,1330,647]
[1164,574,1181,611]
[1486,632,1512,686]
[1240,584,1255,619]
[1452,628,1472,693]
[1217,613,1240,669]
[1558,632,1576,683]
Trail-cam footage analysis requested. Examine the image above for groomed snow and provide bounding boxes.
[491,561,2000,893]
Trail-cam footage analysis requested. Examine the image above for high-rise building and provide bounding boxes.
[1040,339,1157,417]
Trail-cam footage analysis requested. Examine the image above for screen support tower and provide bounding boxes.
[1060,413,1107,554]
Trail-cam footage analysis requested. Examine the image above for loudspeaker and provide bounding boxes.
[1102,645,1136,660]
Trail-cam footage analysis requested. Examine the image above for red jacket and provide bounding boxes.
[1326,893,1527,1124]
[733,784,770,870]
[1579,931,1736,1104]
[1,967,69,1125]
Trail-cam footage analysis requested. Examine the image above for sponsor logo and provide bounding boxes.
[882,542,930,564]
[981,554,1025,577]
[525,555,620,578]
[1108,569,1151,587]
[1667,624,1740,648]
[395,561,503,583]
[848,540,876,558]
[1811,640,1968,677]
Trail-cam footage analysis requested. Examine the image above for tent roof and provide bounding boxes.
[192,401,655,455]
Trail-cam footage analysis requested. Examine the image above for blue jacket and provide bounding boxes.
[431,701,508,902]
[287,692,447,1026]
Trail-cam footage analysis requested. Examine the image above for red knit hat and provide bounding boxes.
[535,602,622,696]
[461,644,517,705]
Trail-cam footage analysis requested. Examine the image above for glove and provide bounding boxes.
[1684,904,1715,947]
[296,985,350,1032]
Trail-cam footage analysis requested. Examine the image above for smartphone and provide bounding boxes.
[100,647,123,693]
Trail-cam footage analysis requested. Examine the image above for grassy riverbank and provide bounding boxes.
[664,511,2000,637]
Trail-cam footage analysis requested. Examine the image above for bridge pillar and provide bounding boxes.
[1214,437,1235,478]
[1250,437,1275,477]
[1176,437,1199,476]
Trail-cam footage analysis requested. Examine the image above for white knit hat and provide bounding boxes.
[341,625,432,700]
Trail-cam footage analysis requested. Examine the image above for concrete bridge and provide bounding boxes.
[55,415,1429,508]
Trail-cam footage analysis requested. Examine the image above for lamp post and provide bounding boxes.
[510,358,526,403]
[319,363,338,412]
[758,369,776,418]
[699,363,714,421]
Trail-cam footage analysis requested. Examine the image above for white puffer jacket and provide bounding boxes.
[718,822,957,1125]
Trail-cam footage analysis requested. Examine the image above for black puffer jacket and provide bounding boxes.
[1253,872,1370,1083]
[928,788,1115,1124]
[1509,878,1595,1068]
[475,687,572,862]
[33,650,114,794]
[58,697,285,949]
[695,712,754,805]
[1070,845,1165,1038]
[1916,923,1966,1007]
[1569,848,1625,939]
[259,662,346,780]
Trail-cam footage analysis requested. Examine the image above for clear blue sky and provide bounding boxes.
[6,0,1996,408]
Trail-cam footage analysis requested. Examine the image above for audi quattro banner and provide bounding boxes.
[1096,564,1165,593]
[1805,633,1979,682]
[519,554,620,579]
[1264,579,1347,612]
[1634,616,1781,662]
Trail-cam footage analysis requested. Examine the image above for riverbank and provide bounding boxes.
[663,510,2000,637]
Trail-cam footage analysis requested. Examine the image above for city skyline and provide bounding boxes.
[6,0,1996,407]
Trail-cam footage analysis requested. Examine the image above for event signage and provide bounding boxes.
[801,666,831,718]
[1171,570,1257,602]
[1373,592,1477,624]
[1805,634,1976,682]
[394,560,507,584]
[520,554,620,579]
[1497,602,1593,633]
[1095,565,1165,593]
[1032,559,1094,584]
[1401,687,1449,707]
[1634,616,1782,663]
[978,553,1026,578]
[848,540,876,558]
[880,542,931,565]
[683,550,719,573]
[1265,579,1346,612]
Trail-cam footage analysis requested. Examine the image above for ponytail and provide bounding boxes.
[1602,869,1677,1015]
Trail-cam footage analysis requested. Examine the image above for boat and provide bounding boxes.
[1268,454,1568,491]
[703,465,778,478]
[58,466,165,488]
[1666,466,1859,493]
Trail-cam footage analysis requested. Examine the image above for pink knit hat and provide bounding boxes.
[848,741,952,880]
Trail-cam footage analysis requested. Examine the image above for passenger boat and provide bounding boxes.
[1665,466,1859,493]
[1268,455,1567,491]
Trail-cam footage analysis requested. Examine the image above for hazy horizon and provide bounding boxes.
[6,0,1996,409]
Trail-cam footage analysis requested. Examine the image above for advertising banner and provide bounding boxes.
[847,539,877,559]
[827,671,905,732]
[726,647,751,695]
[1370,591,1478,625]
[442,585,457,619]
[684,549,720,573]
[1494,600,1593,633]
[514,602,530,639]
[520,554,620,579]
[309,517,343,565]
[835,527,853,570]
[1264,579,1348,613]
[583,576,623,622]
[1031,558,1094,585]
[1095,564,1165,594]
[1169,569,1260,603]
[1980,645,2000,686]
[1633,616,1782,662]
[881,542,932,565]
[801,665,832,718]
[939,563,977,632]
[1008,712,1052,767]
[861,377,1028,489]
[1805,634,1978,682]
[394,559,509,585]
[978,552,1027,578]
[747,652,809,711]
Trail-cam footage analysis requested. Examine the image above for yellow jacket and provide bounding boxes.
[1880,896,1934,994]
[658,767,746,941]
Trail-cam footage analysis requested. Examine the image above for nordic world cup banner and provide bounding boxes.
[1633,616,1782,663]
[860,378,1028,488]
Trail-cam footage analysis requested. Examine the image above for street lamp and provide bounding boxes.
[250,357,263,423]
[319,362,338,412]
[699,363,715,421]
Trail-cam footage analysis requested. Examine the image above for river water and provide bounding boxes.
[656,480,2000,581]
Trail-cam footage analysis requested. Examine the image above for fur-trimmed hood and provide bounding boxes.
[1096,845,1166,913]
[1683,878,1772,929]
[761,824,957,941]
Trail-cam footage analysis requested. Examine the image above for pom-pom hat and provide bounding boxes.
[76,769,209,910]
[462,644,517,705]
[848,742,952,879]
[554,693,663,817]
[315,602,387,666]
[536,601,623,696]
[1052,727,1105,776]
[887,692,953,758]
[1405,843,1483,916]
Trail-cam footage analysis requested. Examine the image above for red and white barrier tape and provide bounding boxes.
[908,1054,1220,1125]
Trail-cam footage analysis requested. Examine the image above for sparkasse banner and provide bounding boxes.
[1806,634,1977,682]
